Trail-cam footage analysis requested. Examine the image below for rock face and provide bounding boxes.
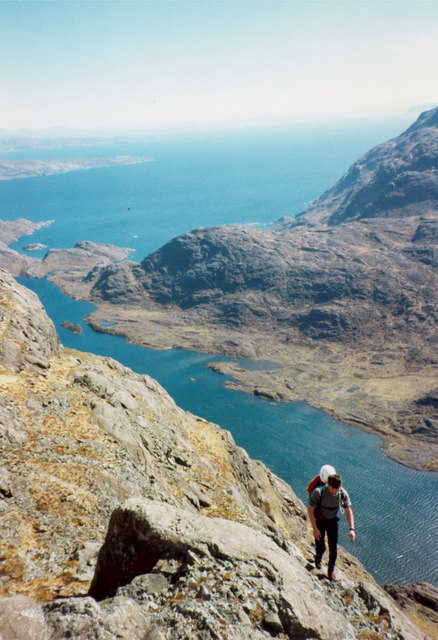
[0,268,60,373]
[383,583,438,640]
[0,269,431,639]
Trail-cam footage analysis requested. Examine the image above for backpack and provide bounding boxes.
[306,474,323,494]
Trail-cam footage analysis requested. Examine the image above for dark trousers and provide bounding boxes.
[315,517,339,568]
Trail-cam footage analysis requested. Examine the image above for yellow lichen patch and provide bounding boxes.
[0,512,44,598]
[356,632,385,640]
[35,400,109,444]
[406,611,438,640]
[184,417,236,484]
[0,574,91,603]
[26,463,98,518]
[0,511,39,557]
[0,555,32,593]
[182,417,250,521]
[201,494,244,521]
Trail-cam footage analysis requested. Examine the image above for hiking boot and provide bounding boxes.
[327,566,336,581]
[314,555,322,570]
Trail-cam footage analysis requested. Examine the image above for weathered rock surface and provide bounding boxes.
[0,267,432,639]
[84,498,425,640]
[0,268,60,373]
[384,583,438,640]
[0,595,49,640]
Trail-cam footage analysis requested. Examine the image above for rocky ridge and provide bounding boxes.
[0,269,434,639]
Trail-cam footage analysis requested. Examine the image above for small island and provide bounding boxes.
[60,320,83,334]
[23,242,47,251]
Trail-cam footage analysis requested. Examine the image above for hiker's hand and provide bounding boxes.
[313,527,321,540]
[349,530,356,542]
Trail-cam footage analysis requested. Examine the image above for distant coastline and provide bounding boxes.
[0,155,153,181]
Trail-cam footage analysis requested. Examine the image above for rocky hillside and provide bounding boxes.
[0,269,434,639]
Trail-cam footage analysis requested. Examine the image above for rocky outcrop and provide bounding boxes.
[0,218,51,246]
[0,267,431,639]
[0,222,133,281]
[0,242,42,278]
[0,268,59,373]
[83,498,422,640]
[42,240,132,274]
[0,219,51,278]
[384,583,438,639]
[87,218,437,344]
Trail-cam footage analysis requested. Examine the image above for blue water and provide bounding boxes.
[4,117,414,260]
[5,116,437,587]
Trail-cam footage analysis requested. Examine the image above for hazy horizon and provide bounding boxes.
[2,1,438,133]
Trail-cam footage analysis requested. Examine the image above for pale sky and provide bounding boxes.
[1,0,437,132]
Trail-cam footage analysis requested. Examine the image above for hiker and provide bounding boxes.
[308,473,355,581]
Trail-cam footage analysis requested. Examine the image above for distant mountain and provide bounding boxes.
[278,106,437,226]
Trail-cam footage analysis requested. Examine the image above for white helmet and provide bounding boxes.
[319,464,336,483]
